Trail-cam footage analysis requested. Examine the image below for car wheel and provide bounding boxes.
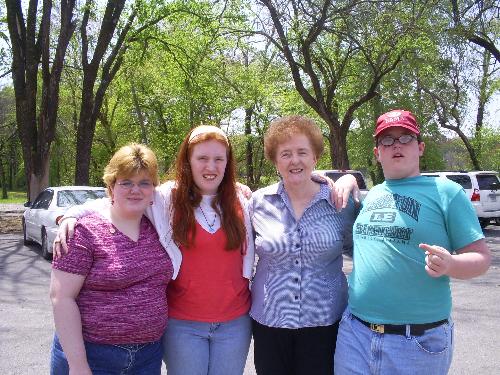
[479,219,489,229]
[22,219,31,245]
[41,228,52,260]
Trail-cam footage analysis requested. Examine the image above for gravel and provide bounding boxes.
[0,203,25,213]
[0,204,24,233]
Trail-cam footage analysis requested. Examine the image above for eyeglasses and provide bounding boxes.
[378,134,417,146]
[116,180,154,190]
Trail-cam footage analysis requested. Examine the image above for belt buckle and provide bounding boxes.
[370,323,385,334]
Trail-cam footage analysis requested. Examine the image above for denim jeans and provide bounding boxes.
[162,314,252,375]
[334,307,454,375]
[50,334,162,375]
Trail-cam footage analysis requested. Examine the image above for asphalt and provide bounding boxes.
[0,227,499,374]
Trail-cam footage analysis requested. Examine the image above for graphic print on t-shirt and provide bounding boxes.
[354,193,421,244]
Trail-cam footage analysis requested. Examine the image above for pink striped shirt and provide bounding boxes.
[52,214,173,344]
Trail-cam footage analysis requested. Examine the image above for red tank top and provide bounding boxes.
[167,222,251,322]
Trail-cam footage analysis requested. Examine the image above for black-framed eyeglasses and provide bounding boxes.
[378,134,417,146]
[116,180,153,190]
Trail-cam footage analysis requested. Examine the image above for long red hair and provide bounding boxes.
[171,129,246,250]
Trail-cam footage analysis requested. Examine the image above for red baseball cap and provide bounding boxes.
[374,109,420,137]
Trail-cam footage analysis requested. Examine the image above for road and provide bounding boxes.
[0,227,499,374]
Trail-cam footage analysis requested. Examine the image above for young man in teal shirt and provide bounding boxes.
[334,109,491,375]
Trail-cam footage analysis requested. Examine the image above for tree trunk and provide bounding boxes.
[74,0,131,184]
[74,93,97,184]
[28,157,50,201]
[326,122,350,169]
[131,84,148,144]
[6,0,76,200]
[0,149,7,199]
[244,106,255,189]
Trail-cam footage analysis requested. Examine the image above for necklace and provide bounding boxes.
[199,205,217,233]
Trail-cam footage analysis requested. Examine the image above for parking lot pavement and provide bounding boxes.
[0,226,499,374]
[0,235,53,374]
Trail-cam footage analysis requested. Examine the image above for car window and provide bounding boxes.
[57,189,106,207]
[422,174,439,177]
[446,175,472,189]
[325,172,367,190]
[476,174,500,190]
[31,190,54,209]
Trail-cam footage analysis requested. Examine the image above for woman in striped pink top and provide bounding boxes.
[49,144,173,375]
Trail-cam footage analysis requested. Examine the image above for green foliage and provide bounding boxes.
[0,191,26,203]
[473,127,500,171]
[2,0,498,188]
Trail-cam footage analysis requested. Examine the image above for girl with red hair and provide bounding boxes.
[162,125,253,375]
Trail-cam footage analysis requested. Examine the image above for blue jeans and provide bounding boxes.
[334,307,454,375]
[50,334,162,375]
[162,314,252,375]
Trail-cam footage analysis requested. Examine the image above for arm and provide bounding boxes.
[236,182,252,200]
[54,198,110,256]
[311,172,360,210]
[239,194,255,279]
[419,239,491,279]
[339,198,358,256]
[62,197,110,220]
[49,269,91,374]
[147,181,183,280]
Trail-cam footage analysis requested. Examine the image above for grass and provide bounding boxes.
[0,191,27,204]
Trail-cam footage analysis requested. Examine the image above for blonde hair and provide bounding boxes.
[264,115,324,163]
[102,143,159,195]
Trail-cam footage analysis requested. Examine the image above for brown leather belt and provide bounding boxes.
[353,315,447,336]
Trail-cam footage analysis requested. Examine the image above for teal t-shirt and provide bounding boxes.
[349,176,484,324]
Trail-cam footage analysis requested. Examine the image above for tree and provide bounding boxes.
[417,39,499,170]
[247,0,440,168]
[74,0,134,184]
[449,0,500,63]
[5,0,77,200]
[0,86,18,198]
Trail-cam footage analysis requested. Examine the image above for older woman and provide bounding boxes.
[250,115,357,375]
[49,143,173,375]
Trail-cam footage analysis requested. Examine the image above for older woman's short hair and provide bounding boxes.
[264,115,324,162]
[102,143,159,194]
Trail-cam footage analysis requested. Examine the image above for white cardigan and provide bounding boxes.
[64,181,255,280]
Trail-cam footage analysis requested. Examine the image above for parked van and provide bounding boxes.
[421,171,500,228]
[315,169,369,201]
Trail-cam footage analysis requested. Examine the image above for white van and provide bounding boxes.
[315,169,369,201]
[421,171,500,228]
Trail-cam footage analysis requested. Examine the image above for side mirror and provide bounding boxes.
[24,201,32,208]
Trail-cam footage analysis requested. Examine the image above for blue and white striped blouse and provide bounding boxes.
[249,180,356,328]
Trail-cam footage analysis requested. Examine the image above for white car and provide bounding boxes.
[315,169,369,201]
[22,186,106,259]
[421,171,500,228]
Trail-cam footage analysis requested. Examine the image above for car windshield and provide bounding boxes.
[325,172,367,190]
[446,175,472,189]
[476,174,500,190]
[57,190,106,207]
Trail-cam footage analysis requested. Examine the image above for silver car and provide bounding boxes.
[315,169,369,201]
[422,171,500,228]
[22,186,106,259]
